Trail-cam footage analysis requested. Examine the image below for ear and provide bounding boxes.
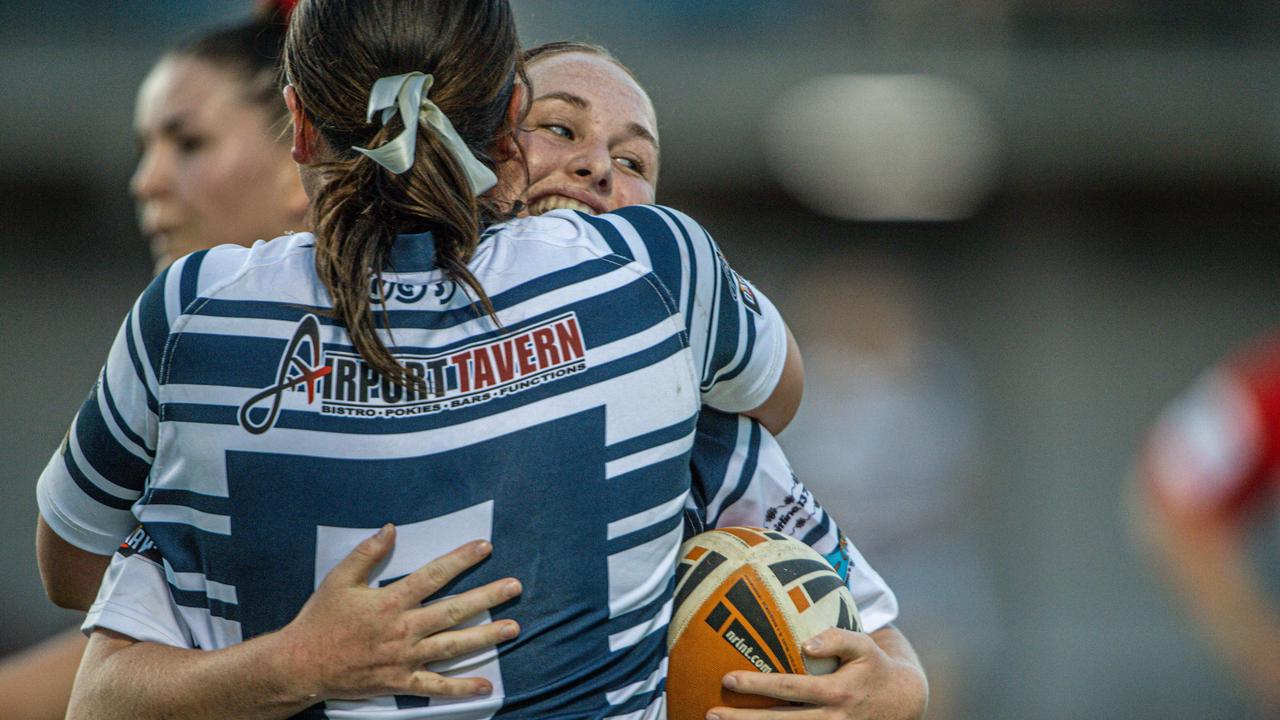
[284,85,320,165]
[491,82,528,163]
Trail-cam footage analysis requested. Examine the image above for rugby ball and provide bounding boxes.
[666,527,860,718]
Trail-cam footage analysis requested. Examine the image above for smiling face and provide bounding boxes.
[517,52,659,216]
[131,56,306,274]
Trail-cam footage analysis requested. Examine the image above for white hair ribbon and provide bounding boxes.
[353,72,498,195]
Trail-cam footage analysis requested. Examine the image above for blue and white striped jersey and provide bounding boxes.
[39,205,788,719]
[84,410,899,666]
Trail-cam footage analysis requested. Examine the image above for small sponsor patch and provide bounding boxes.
[117,525,162,564]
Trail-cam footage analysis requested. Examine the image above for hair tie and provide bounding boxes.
[353,72,498,196]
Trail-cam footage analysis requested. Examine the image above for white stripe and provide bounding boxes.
[606,657,667,706]
[95,375,153,463]
[607,598,672,652]
[606,429,696,480]
[607,490,689,540]
[604,693,666,720]
[67,419,141,502]
[607,523,683,618]
[175,604,243,648]
[129,300,161,397]
[165,254,188,329]
[587,314,683,367]
[138,504,231,535]
[704,416,752,521]
[167,569,239,605]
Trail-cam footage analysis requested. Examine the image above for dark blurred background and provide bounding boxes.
[2,2,1278,718]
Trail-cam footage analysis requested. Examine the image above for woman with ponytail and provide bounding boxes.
[38,1,801,717]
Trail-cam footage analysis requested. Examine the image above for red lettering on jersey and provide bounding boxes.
[472,347,497,389]
[491,339,516,383]
[532,328,561,367]
[555,318,585,361]
[516,335,537,375]
[450,350,473,393]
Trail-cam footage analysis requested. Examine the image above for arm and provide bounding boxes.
[68,526,522,720]
[0,628,87,720]
[36,515,112,611]
[1131,484,1280,711]
[743,325,802,436]
[711,626,928,720]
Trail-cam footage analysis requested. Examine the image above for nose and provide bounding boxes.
[130,145,171,200]
[570,141,612,194]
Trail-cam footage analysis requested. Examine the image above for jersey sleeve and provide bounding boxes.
[684,409,899,632]
[83,525,192,648]
[36,253,204,554]
[580,206,789,414]
[1141,337,1280,518]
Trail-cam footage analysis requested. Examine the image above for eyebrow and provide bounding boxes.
[532,91,659,149]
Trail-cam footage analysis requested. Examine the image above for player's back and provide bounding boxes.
[142,212,700,717]
[45,204,788,718]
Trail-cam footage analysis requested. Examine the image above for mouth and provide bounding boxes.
[526,192,605,216]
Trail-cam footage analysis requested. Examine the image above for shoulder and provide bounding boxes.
[165,233,321,310]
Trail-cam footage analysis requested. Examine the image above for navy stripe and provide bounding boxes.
[605,454,691,524]
[608,206,682,294]
[801,511,833,547]
[714,301,757,386]
[163,403,239,426]
[179,249,208,311]
[580,212,635,260]
[604,412,698,462]
[167,584,239,621]
[144,489,230,516]
[604,509,682,556]
[651,206,700,339]
[73,392,150,491]
[123,313,160,414]
[61,451,134,511]
[100,374,154,457]
[603,573,676,638]
[710,419,761,527]
[136,269,171,379]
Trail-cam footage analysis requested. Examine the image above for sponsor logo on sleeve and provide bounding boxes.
[239,312,589,433]
[118,525,163,564]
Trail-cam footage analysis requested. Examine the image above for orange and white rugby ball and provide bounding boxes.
[665,527,860,719]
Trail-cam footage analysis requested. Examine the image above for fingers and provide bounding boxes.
[802,628,877,662]
[322,524,396,588]
[719,670,832,706]
[401,670,495,699]
[412,577,522,637]
[391,539,495,606]
[415,618,520,664]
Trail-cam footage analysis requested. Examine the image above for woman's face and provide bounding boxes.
[131,56,305,274]
[517,52,659,216]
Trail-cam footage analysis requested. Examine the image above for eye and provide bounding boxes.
[174,134,206,156]
[615,155,647,176]
[544,124,574,140]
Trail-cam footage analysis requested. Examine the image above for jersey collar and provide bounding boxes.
[387,231,437,273]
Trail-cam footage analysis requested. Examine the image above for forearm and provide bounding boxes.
[1136,498,1280,705]
[68,628,318,720]
[868,625,929,720]
[0,628,86,720]
[36,515,112,611]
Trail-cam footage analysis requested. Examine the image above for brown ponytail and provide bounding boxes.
[284,0,523,390]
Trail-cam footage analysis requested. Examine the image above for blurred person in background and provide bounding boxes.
[780,265,993,720]
[1,3,305,717]
[1132,333,1280,715]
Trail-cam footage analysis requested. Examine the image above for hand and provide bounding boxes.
[279,524,522,702]
[709,628,928,720]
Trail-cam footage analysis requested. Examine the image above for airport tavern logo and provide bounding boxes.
[238,312,589,434]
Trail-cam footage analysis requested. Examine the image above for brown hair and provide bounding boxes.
[171,5,293,129]
[284,0,523,390]
[524,41,642,84]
